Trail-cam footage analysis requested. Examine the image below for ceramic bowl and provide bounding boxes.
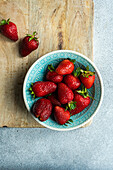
[23,50,103,131]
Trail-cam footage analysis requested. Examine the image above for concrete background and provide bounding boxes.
[0,0,113,169]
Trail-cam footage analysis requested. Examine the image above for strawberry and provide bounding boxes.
[63,68,81,90]
[47,93,61,106]
[55,59,75,75]
[20,31,39,57]
[0,18,18,41]
[29,81,57,98]
[80,66,95,89]
[54,106,70,125]
[70,87,91,115]
[32,98,52,121]
[46,64,63,83]
[58,83,74,104]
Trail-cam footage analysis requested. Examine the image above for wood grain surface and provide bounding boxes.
[0,0,94,128]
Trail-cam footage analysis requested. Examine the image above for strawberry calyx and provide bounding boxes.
[29,83,35,98]
[0,18,10,26]
[77,85,95,100]
[26,31,39,42]
[64,119,73,126]
[67,58,76,64]
[48,64,55,72]
[80,66,95,78]
[65,101,76,111]
[73,67,81,77]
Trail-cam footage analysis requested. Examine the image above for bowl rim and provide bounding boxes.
[23,50,104,131]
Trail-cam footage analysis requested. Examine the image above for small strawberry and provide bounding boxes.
[58,83,74,104]
[56,59,75,75]
[70,87,91,115]
[63,68,81,90]
[80,66,95,89]
[29,81,57,98]
[47,93,61,106]
[20,31,39,57]
[32,98,52,121]
[54,106,71,125]
[46,64,63,83]
[0,18,18,41]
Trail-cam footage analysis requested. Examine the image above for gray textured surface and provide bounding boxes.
[0,0,113,169]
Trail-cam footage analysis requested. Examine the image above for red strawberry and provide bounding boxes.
[46,64,63,83]
[32,98,52,121]
[47,93,61,106]
[80,66,95,89]
[29,81,57,97]
[58,83,74,104]
[54,106,70,125]
[0,18,18,41]
[56,59,75,75]
[20,31,39,57]
[63,73,81,90]
[70,88,90,115]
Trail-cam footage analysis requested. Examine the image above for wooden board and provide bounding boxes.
[0,0,94,128]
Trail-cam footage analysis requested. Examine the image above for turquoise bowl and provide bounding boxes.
[23,50,103,131]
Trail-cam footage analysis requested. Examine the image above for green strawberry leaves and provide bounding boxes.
[65,101,76,111]
[72,65,94,78]
[69,59,76,64]
[67,58,76,64]
[48,64,55,72]
[73,67,81,77]
[68,101,76,110]
[29,83,35,98]
[26,31,39,42]
[0,18,10,26]
[64,119,73,126]
[77,86,89,98]
[29,37,34,41]
[80,66,95,78]
[77,85,95,100]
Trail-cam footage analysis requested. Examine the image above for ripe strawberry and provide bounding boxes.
[80,66,95,89]
[46,64,63,83]
[47,93,61,106]
[29,81,57,98]
[54,106,70,125]
[70,87,91,115]
[58,83,74,104]
[56,59,75,75]
[63,68,81,90]
[20,31,39,57]
[0,18,18,41]
[32,98,52,121]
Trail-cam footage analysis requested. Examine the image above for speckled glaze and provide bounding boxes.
[23,50,103,131]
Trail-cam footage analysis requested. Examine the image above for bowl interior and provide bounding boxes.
[23,51,102,130]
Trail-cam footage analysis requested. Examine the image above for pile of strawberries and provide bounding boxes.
[0,18,39,56]
[0,18,95,126]
[30,59,95,125]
